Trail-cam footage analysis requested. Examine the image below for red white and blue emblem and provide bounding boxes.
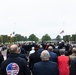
[6,63,19,75]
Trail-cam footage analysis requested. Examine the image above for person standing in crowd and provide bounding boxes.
[17,47,28,61]
[70,56,76,75]
[29,47,35,55]
[0,51,4,68]
[0,44,31,75]
[48,46,57,62]
[69,47,76,63]
[38,45,44,54]
[32,50,59,75]
[29,46,41,71]
[7,46,28,61]
[58,49,69,75]
[18,44,26,54]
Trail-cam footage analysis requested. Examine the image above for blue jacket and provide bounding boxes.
[33,61,59,75]
[38,48,44,54]
[49,51,57,62]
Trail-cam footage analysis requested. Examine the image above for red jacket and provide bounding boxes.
[58,55,69,75]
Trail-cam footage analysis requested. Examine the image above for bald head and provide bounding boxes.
[48,46,53,51]
[10,44,18,53]
[40,50,50,61]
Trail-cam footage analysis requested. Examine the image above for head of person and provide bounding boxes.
[39,45,43,48]
[32,47,35,50]
[34,45,39,52]
[60,49,65,55]
[72,47,76,54]
[48,46,53,51]
[40,50,50,61]
[10,44,19,54]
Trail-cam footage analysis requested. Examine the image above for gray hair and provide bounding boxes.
[60,49,65,55]
[72,47,76,53]
[40,50,50,61]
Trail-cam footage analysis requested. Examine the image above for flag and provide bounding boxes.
[13,32,15,35]
[6,63,19,75]
[60,30,64,34]
[10,32,15,37]
[10,34,12,36]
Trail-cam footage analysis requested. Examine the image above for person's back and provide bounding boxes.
[58,49,69,75]
[38,45,44,54]
[53,48,60,56]
[0,44,31,75]
[0,51,4,68]
[48,46,57,62]
[32,50,59,75]
[33,61,58,75]
[29,46,41,70]
[70,57,76,75]
[29,47,35,55]
[58,56,69,74]
[49,51,57,62]
[69,48,76,63]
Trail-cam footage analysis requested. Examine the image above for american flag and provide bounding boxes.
[10,34,12,36]
[6,63,19,75]
[60,30,64,34]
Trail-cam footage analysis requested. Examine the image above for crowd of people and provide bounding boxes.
[0,41,76,75]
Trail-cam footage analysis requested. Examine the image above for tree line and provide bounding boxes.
[63,34,76,42]
[0,34,51,44]
[0,33,76,44]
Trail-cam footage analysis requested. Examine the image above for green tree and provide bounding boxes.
[41,34,51,42]
[1,35,8,44]
[24,36,28,41]
[15,34,25,41]
[28,34,39,41]
[0,36,2,43]
[63,35,71,42]
[72,34,76,42]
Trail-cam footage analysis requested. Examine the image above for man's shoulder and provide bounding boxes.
[49,52,57,55]
[34,61,57,66]
[1,57,27,70]
[34,61,41,66]
[49,61,57,65]
[72,57,76,62]
[2,57,26,64]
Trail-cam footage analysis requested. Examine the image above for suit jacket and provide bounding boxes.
[49,51,57,62]
[32,61,59,75]
[29,51,41,70]
[70,57,76,75]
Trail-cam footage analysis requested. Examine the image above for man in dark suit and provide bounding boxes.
[48,46,57,62]
[70,55,76,75]
[29,46,41,70]
[38,45,44,54]
[32,50,59,75]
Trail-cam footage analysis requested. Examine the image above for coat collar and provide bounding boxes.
[8,53,20,58]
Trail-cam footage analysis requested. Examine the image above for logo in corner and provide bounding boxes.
[6,63,19,75]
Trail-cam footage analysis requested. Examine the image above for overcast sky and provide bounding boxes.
[0,0,76,39]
